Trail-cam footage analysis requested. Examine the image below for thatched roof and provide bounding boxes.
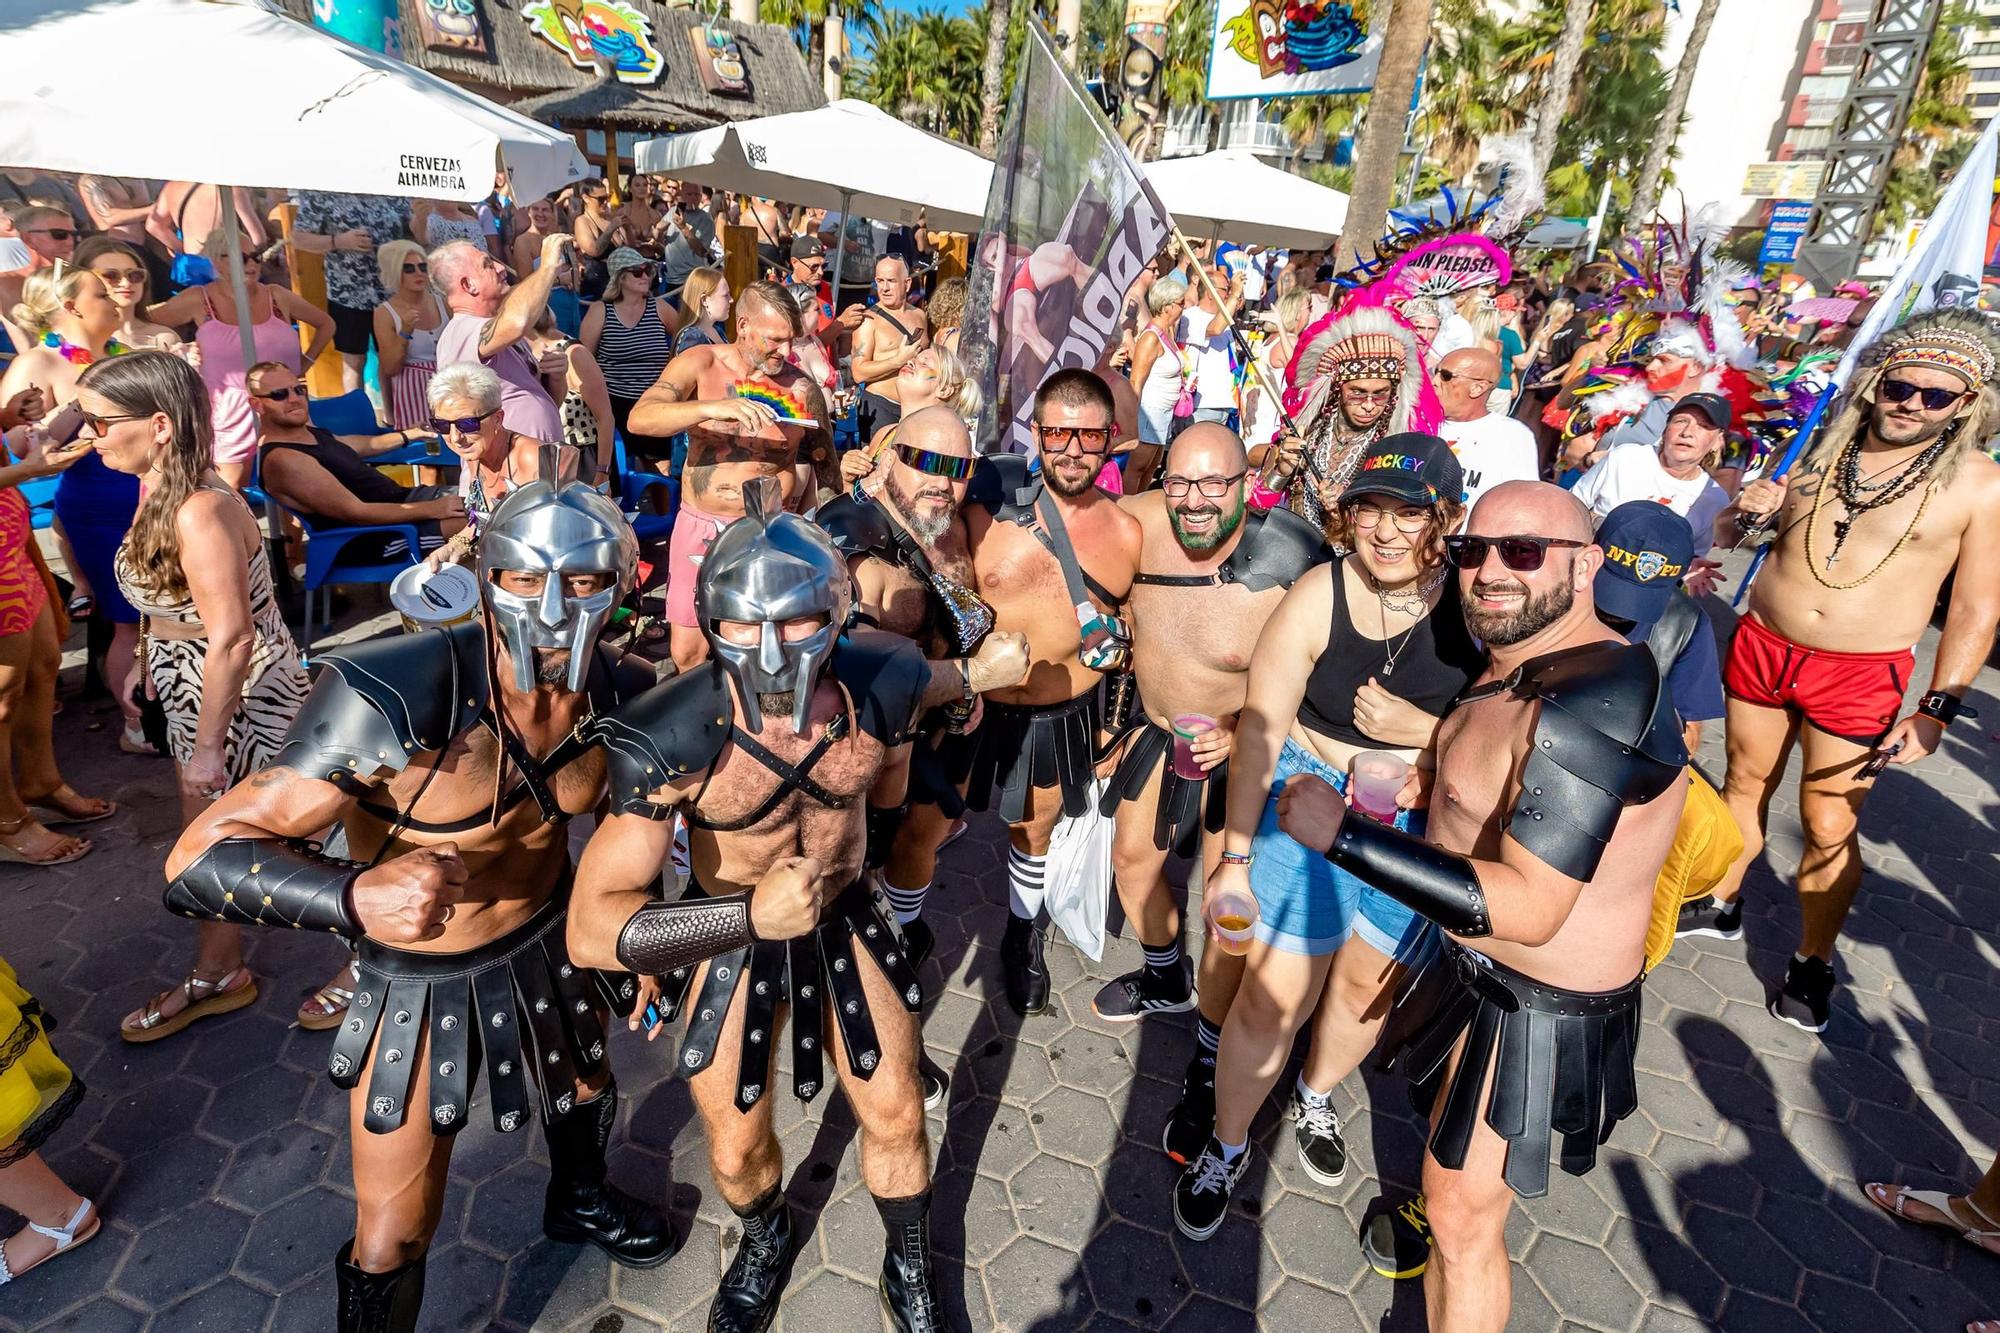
[272,1,823,129]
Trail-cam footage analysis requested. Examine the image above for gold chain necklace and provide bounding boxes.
[1802,461,1932,591]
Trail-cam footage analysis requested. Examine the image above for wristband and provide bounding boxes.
[1219,851,1253,866]
[1917,691,1978,726]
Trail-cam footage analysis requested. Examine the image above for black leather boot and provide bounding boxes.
[876,1189,947,1333]
[542,1081,680,1267]
[709,1188,792,1333]
[335,1239,425,1333]
[999,913,1049,1016]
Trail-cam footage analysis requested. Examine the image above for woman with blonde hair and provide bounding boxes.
[927,275,968,359]
[839,342,982,490]
[88,351,310,1040]
[370,238,446,433]
[674,265,730,355]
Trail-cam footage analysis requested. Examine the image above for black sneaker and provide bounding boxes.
[1161,1052,1216,1166]
[999,913,1050,1016]
[919,1056,948,1111]
[1771,955,1835,1033]
[899,918,936,969]
[1173,1138,1250,1241]
[1287,1091,1347,1187]
[1361,1194,1432,1280]
[1090,962,1196,1023]
[1676,895,1743,941]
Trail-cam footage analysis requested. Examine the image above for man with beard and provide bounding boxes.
[952,369,1143,1014]
[630,278,836,671]
[154,482,726,1332]
[1092,422,1325,1107]
[1278,480,1686,1332]
[568,483,944,1332]
[1696,314,2000,1031]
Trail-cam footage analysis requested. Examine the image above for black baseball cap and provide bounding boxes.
[1337,432,1465,510]
[1668,391,1731,432]
[790,236,825,262]
[1594,500,1693,625]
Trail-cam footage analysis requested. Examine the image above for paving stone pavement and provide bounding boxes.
[3,567,1999,1332]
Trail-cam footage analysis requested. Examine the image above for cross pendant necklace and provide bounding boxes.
[1826,518,1850,569]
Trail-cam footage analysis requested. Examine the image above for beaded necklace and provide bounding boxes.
[41,331,128,366]
[1803,425,1956,588]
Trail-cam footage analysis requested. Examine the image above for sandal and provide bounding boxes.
[297,956,359,1031]
[22,785,117,827]
[118,722,157,756]
[120,967,259,1044]
[0,1198,99,1287]
[64,593,93,620]
[0,816,90,867]
[1864,1182,2000,1257]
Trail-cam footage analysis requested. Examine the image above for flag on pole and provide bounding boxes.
[962,20,1177,455]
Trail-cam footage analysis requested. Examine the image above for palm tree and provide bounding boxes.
[1877,3,1975,236]
[1628,0,1719,220]
[1337,0,1436,270]
[762,0,882,90]
[1531,0,1594,174]
[852,7,984,141]
[1420,0,1517,183]
[977,0,1014,153]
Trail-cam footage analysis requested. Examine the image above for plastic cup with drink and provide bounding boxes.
[1204,881,1259,956]
[1349,751,1411,823]
[1170,713,1217,782]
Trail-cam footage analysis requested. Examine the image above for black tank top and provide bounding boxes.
[259,427,407,523]
[1298,560,1484,748]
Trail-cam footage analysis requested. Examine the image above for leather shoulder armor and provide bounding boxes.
[816,492,900,563]
[1220,504,1331,591]
[832,628,931,745]
[1503,641,1687,881]
[586,660,733,818]
[967,453,1038,524]
[273,623,487,792]
[1643,589,1702,681]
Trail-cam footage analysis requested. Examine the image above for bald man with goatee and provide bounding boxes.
[1435,347,1540,514]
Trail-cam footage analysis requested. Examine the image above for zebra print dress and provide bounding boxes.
[114,525,310,778]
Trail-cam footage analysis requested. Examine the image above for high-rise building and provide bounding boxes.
[1965,0,2000,127]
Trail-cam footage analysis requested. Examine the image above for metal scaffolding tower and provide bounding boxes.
[1794,0,1944,291]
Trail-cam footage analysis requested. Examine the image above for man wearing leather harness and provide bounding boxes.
[1275,482,1686,1332]
[950,369,1142,1015]
[568,479,946,1333]
[157,482,694,1332]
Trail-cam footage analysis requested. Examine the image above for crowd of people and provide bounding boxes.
[0,163,1994,1333]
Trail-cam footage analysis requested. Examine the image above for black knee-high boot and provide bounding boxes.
[335,1239,426,1333]
[876,1188,947,1333]
[709,1185,791,1333]
[541,1079,680,1266]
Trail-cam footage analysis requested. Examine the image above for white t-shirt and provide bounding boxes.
[1179,308,1236,414]
[1440,413,1540,517]
[1570,442,1730,557]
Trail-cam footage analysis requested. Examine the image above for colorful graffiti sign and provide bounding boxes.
[520,0,663,85]
[690,25,751,97]
[416,0,487,53]
[1207,0,1380,99]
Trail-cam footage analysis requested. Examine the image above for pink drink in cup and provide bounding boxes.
[1349,751,1411,823]
[1205,883,1259,956]
[1171,713,1217,781]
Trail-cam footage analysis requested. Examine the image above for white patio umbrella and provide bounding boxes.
[1143,149,1349,251]
[0,0,589,366]
[634,99,993,297]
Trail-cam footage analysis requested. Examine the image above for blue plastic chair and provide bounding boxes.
[306,389,382,438]
[612,433,676,545]
[19,473,58,531]
[248,452,421,656]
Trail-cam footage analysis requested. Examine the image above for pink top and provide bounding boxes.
[196,285,301,465]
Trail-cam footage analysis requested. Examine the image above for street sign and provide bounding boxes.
[1741,161,1828,200]
[1759,199,1815,266]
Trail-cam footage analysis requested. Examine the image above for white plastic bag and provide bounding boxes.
[1043,777,1114,961]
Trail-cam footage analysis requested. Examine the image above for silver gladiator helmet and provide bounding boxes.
[479,479,639,692]
[695,478,851,734]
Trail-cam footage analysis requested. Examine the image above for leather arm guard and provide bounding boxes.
[614,894,759,975]
[163,837,364,939]
[866,803,908,870]
[1326,816,1491,938]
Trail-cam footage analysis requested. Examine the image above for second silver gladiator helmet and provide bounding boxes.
[479,479,639,692]
[695,478,852,734]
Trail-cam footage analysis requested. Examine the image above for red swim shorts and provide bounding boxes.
[1722,614,1914,745]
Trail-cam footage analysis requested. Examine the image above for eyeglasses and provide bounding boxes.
[253,385,307,402]
[1435,368,1492,387]
[895,443,975,481]
[1443,534,1587,572]
[430,409,498,434]
[92,268,146,286]
[28,227,75,241]
[1346,502,1431,532]
[1340,386,1393,404]
[1034,423,1112,455]
[1879,378,1967,412]
[1161,470,1247,498]
[81,411,142,435]
[402,261,428,274]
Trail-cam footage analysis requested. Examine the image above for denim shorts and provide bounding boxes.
[1246,738,1439,961]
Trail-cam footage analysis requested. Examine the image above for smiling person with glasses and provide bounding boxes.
[1173,433,1483,1242]
[74,235,179,352]
[427,363,573,546]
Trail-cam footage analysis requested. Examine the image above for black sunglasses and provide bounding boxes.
[1436,368,1492,386]
[430,410,497,434]
[28,227,75,240]
[402,261,428,274]
[1880,378,1967,412]
[894,443,975,481]
[253,385,308,402]
[1443,534,1587,572]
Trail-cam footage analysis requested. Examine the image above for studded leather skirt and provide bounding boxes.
[652,876,923,1111]
[1378,943,1643,1200]
[328,882,640,1137]
[1097,716,1228,857]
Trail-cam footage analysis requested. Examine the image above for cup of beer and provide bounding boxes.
[1205,883,1259,956]
[1349,751,1411,823]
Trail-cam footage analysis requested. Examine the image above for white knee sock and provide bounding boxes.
[884,879,930,925]
[1007,846,1047,919]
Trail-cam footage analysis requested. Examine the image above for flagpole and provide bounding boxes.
[1170,226,1301,440]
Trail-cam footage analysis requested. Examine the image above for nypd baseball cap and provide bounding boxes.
[1337,432,1464,510]
[1594,500,1693,625]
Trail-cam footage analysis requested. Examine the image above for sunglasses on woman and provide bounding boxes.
[1879,378,1966,412]
[93,268,146,286]
[431,409,498,434]
[896,443,975,480]
[402,261,428,274]
[1442,534,1587,572]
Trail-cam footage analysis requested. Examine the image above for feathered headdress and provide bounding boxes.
[1333,132,1545,295]
[1284,304,1439,436]
[1803,310,2000,488]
